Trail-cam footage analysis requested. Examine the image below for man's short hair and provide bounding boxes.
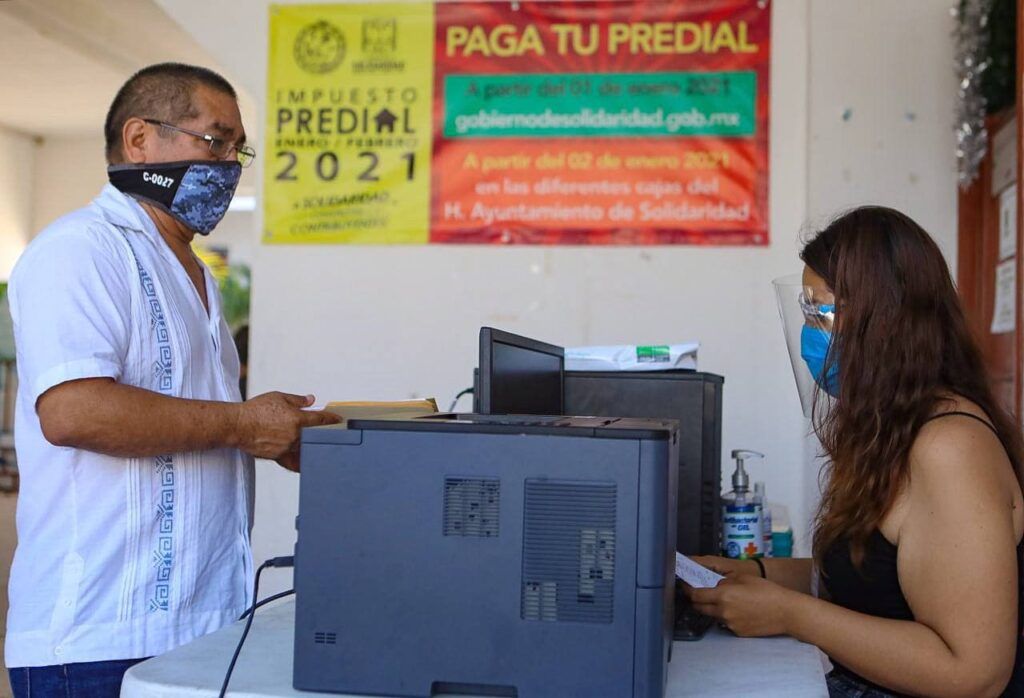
[104,63,237,164]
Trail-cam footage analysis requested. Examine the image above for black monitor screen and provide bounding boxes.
[478,328,564,415]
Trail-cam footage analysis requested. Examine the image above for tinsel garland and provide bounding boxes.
[954,0,994,189]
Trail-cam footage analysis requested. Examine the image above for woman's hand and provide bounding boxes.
[685,573,800,637]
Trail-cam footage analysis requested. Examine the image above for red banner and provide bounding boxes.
[431,0,771,245]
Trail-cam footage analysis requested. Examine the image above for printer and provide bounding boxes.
[293,414,679,698]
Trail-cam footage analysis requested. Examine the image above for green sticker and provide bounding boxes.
[637,345,670,363]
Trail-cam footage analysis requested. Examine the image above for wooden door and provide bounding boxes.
[957,111,1018,416]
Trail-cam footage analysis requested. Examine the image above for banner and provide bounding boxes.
[265,4,434,243]
[266,1,770,245]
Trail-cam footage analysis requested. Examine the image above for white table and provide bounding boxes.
[121,599,828,697]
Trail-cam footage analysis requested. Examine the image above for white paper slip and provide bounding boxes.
[675,552,725,588]
[991,258,1017,334]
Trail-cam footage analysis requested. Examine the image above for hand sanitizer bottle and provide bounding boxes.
[722,450,764,559]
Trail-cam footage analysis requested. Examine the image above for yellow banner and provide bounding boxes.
[264,3,434,243]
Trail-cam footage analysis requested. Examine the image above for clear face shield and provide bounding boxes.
[772,274,837,418]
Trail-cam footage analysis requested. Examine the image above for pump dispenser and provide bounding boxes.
[730,449,759,499]
[722,449,765,559]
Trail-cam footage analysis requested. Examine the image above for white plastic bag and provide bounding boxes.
[565,343,699,371]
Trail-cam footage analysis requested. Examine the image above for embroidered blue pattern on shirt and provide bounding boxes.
[126,245,176,613]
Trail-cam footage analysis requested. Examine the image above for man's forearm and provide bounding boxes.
[39,378,241,457]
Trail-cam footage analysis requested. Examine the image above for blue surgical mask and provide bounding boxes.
[800,325,839,396]
[108,160,242,235]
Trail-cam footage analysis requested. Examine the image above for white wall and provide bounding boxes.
[0,127,36,280]
[155,0,960,595]
[807,1,958,264]
[31,134,107,233]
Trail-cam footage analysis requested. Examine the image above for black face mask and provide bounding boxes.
[108,160,242,235]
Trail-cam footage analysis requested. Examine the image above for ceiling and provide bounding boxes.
[0,0,256,138]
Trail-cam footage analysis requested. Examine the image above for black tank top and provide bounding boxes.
[819,410,1018,696]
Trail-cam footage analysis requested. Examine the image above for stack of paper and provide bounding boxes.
[324,399,439,423]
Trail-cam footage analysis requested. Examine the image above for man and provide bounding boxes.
[4,63,337,696]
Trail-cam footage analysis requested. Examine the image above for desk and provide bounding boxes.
[121,599,828,697]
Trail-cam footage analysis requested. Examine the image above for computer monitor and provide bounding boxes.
[473,328,723,557]
[477,327,564,415]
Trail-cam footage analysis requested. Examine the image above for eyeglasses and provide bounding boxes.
[798,292,836,320]
[143,119,255,168]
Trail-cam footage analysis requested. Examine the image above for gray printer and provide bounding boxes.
[294,414,678,698]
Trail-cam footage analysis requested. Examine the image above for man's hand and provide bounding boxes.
[276,447,301,473]
[233,392,339,460]
[31,380,339,460]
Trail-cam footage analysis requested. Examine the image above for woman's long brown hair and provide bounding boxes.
[802,206,1024,567]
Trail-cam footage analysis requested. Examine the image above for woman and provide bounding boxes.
[689,206,1024,697]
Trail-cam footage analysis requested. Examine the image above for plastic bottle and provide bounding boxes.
[770,502,794,558]
[754,481,773,558]
[722,449,764,559]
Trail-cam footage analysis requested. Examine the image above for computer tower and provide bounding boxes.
[564,371,723,556]
[294,415,678,698]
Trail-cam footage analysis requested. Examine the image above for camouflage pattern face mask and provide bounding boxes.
[108,160,242,235]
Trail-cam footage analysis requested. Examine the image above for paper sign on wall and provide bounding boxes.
[264,1,771,245]
[991,258,1016,334]
[999,185,1017,261]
